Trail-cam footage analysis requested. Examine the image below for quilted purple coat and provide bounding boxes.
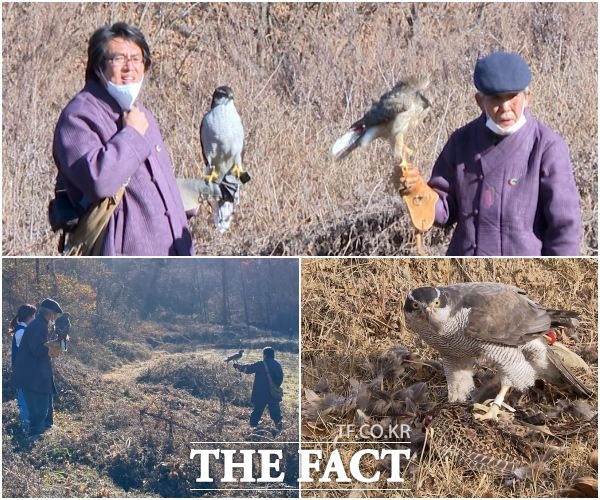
[53,80,194,255]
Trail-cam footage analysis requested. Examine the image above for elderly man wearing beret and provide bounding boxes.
[401,51,582,256]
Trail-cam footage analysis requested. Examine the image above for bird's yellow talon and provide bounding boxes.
[231,164,244,177]
[473,402,502,421]
[205,169,218,183]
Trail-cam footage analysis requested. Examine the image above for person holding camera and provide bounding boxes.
[11,299,64,439]
[234,347,284,430]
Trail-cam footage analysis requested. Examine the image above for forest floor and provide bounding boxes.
[2,328,299,498]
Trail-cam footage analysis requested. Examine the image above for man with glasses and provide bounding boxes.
[53,23,194,255]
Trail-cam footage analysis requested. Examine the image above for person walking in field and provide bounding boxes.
[8,304,37,433]
[234,347,284,430]
[53,22,194,255]
[399,51,582,256]
[11,299,64,440]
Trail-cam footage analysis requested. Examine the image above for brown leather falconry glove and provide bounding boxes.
[394,163,439,232]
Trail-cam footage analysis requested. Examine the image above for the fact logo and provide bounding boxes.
[190,425,412,487]
[190,448,410,484]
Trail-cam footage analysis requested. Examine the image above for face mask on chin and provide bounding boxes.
[485,112,527,136]
[105,76,144,111]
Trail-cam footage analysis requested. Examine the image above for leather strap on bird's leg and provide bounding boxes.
[230,164,251,184]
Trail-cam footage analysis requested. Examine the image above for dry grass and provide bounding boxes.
[301,258,598,497]
[2,2,597,255]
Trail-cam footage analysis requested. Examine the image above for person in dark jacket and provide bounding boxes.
[234,347,284,429]
[9,304,37,432]
[11,298,64,438]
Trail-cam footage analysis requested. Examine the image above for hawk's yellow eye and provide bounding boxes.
[411,302,419,310]
[432,298,441,307]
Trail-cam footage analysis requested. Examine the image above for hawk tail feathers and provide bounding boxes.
[331,129,362,160]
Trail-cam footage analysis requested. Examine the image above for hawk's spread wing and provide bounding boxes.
[443,282,552,345]
[352,83,411,129]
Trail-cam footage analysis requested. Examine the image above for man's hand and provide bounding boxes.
[124,106,149,136]
[394,164,427,195]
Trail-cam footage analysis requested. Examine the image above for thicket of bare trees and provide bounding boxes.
[2,258,299,338]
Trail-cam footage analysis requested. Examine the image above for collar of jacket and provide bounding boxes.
[476,108,534,150]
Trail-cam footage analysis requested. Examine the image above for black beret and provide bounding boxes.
[39,298,63,314]
[474,52,531,95]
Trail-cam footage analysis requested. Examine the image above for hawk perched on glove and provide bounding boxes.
[224,349,244,363]
[331,77,431,161]
[404,282,592,421]
[200,86,246,234]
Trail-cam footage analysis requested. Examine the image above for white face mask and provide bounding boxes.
[485,112,527,136]
[105,76,144,111]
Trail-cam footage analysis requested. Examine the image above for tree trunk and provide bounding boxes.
[221,260,231,325]
[240,262,250,332]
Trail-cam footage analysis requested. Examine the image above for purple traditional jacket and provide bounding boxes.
[430,110,582,256]
[53,80,194,255]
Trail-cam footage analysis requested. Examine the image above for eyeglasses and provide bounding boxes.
[107,53,144,67]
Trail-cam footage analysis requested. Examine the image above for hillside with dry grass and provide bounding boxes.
[3,322,300,498]
[301,258,598,497]
[2,2,597,255]
[2,258,300,497]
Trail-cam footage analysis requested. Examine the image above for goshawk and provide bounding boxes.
[200,86,247,234]
[224,349,244,363]
[403,282,592,421]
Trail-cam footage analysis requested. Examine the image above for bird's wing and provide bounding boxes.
[199,116,209,167]
[444,282,552,345]
[350,78,430,130]
[547,346,594,397]
[351,87,411,129]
